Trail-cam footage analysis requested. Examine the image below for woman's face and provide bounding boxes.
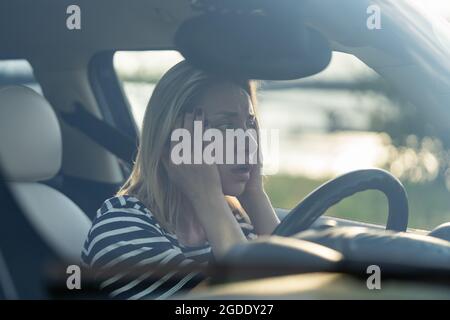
[197,82,258,196]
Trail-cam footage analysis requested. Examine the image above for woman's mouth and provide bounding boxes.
[231,165,252,181]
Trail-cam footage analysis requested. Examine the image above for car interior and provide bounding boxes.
[1,0,450,299]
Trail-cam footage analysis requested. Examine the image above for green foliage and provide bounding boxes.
[265,174,450,230]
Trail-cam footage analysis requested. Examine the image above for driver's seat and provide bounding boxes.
[0,86,91,262]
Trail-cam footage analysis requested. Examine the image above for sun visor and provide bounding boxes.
[175,3,332,80]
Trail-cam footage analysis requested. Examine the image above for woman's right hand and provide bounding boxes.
[163,109,247,258]
[164,109,223,201]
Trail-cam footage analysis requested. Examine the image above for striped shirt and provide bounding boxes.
[81,195,257,299]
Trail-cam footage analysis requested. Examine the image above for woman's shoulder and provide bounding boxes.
[96,194,151,216]
[82,195,181,270]
[92,194,165,231]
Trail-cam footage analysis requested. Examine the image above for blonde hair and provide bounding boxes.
[117,60,257,233]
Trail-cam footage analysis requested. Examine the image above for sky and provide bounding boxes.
[426,0,450,19]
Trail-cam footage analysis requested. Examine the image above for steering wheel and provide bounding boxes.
[272,169,409,237]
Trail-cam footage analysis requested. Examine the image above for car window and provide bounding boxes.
[114,51,184,130]
[114,50,450,231]
[0,60,42,94]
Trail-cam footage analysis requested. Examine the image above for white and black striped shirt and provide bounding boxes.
[81,195,257,299]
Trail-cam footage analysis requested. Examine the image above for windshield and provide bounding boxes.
[114,0,450,231]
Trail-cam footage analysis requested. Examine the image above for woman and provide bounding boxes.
[81,60,280,299]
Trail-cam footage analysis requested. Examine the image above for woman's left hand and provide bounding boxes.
[240,163,264,198]
[237,164,280,235]
[240,118,265,198]
[237,121,280,235]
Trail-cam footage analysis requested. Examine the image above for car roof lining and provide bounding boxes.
[0,0,194,67]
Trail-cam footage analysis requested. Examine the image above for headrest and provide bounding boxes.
[0,86,62,182]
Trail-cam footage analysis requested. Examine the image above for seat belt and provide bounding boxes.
[59,102,137,166]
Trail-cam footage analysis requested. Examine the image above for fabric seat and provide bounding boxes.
[0,86,91,261]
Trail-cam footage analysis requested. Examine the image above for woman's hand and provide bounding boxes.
[241,163,264,197]
[238,169,280,235]
[163,109,247,256]
[239,119,264,198]
[238,121,280,235]
[164,109,223,201]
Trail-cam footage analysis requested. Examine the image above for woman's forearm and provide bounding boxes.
[239,190,280,235]
[191,191,247,259]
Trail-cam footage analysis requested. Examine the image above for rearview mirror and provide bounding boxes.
[175,7,332,80]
